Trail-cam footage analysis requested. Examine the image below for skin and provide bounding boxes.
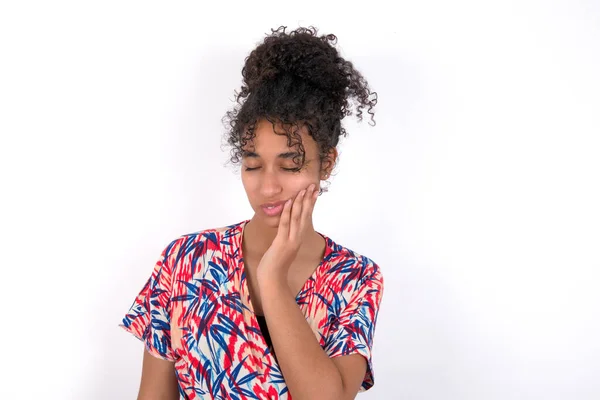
[137,119,367,400]
[136,351,178,400]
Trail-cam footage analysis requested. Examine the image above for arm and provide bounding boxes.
[256,185,374,399]
[136,349,179,400]
[260,281,367,400]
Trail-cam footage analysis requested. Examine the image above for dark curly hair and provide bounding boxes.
[223,26,377,194]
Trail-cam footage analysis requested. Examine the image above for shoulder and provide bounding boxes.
[148,221,247,294]
[321,234,384,296]
[165,220,246,255]
[155,221,246,278]
[324,235,383,280]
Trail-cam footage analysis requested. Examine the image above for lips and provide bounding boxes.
[260,200,287,217]
[261,200,287,208]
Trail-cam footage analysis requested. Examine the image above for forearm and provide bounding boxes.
[260,279,345,400]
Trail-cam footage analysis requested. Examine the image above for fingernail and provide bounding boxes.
[300,190,306,197]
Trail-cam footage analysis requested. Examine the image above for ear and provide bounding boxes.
[320,148,338,180]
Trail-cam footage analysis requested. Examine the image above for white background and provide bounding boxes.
[1,1,599,399]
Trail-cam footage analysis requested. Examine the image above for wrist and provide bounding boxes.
[257,268,288,291]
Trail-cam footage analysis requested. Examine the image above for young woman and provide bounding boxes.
[121,26,384,400]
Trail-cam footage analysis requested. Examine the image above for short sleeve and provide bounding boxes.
[323,261,384,392]
[119,238,182,361]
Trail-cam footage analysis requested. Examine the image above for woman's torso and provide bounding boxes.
[126,220,381,399]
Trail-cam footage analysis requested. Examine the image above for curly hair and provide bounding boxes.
[223,26,377,194]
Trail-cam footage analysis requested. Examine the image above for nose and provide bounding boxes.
[259,168,283,198]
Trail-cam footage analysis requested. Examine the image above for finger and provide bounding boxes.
[304,184,316,207]
[300,184,316,232]
[278,199,293,239]
[290,189,305,240]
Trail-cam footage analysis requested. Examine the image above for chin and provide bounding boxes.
[263,215,281,229]
[252,212,280,229]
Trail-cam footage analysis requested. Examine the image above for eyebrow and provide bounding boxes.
[242,151,300,160]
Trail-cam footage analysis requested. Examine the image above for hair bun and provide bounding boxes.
[243,27,344,93]
[224,26,377,172]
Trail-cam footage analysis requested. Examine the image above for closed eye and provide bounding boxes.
[244,167,301,172]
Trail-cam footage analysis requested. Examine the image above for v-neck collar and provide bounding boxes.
[234,219,332,315]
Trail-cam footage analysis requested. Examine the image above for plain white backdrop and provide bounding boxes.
[1,1,599,399]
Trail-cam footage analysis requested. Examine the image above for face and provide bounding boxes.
[241,119,332,228]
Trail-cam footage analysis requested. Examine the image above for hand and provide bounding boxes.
[256,183,319,284]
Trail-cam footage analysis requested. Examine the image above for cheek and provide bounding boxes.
[285,173,319,192]
[240,174,257,195]
[290,163,320,185]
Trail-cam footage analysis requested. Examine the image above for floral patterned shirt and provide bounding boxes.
[121,220,384,399]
